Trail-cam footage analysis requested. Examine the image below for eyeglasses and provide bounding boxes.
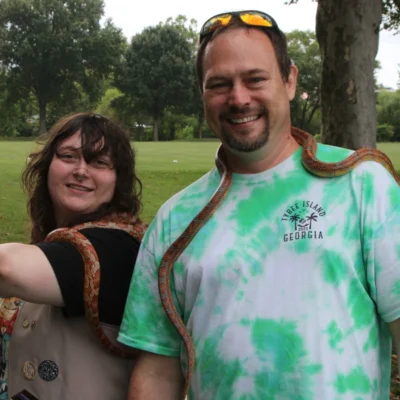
[199,10,282,43]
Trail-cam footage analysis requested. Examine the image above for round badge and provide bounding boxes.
[21,361,36,380]
[38,360,59,382]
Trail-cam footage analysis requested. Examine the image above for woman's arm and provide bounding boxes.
[0,243,63,306]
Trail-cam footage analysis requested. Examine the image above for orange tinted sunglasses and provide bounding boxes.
[200,10,282,43]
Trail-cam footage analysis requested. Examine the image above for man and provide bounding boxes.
[118,10,400,399]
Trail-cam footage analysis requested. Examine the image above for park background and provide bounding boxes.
[0,0,400,396]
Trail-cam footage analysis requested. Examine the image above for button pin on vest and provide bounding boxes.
[21,361,36,381]
[22,319,30,329]
[38,360,59,382]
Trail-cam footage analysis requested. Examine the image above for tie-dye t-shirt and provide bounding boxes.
[119,144,400,400]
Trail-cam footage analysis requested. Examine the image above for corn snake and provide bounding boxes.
[45,213,148,358]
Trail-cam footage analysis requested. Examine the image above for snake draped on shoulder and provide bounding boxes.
[45,213,148,358]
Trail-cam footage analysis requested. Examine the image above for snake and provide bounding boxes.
[158,127,400,400]
[45,213,148,358]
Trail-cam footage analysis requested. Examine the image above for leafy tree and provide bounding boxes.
[160,15,198,52]
[96,87,124,120]
[0,70,38,136]
[287,0,400,149]
[114,24,194,141]
[376,89,400,141]
[382,0,400,30]
[160,15,205,139]
[287,30,321,133]
[376,124,394,142]
[0,0,125,133]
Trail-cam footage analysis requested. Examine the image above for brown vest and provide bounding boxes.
[8,302,134,399]
[7,214,148,399]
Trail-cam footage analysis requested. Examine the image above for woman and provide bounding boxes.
[0,112,147,400]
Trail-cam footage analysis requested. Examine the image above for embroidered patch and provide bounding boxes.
[38,360,59,382]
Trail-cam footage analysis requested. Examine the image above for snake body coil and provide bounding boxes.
[45,213,148,358]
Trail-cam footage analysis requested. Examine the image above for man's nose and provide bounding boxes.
[227,83,251,108]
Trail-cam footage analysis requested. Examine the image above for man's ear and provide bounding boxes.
[286,64,298,101]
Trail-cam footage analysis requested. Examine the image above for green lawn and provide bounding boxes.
[0,140,399,242]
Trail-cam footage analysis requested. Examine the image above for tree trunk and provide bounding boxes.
[316,0,381,149]
[153,117,159,141]
[38,98,47,135]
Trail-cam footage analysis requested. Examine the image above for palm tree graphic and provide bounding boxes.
[289,214,301,230]
[306,212,318,229]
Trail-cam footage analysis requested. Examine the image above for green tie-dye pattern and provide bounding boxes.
[363,324,379,352]
[320,251,349,286]
[362,172,376,208]
[231,170,309,233]
[245,318,322,399]
[294,238,311,254]
[186,218,219,261]
[236,290,245,301]
[388,180,400,210]
[119,257,181,351]
[216,251,247,288]
[213,305,223,315]
[347,279,375,329]
[327,226,337,236]
[195,325,247,399]
[171,178,220,261]
[141,217,157,248]
[334,366,371,394]
[316,144,353,163]
[324,321,345,353]
[392,281,400,297]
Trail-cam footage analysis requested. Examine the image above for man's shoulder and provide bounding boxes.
[316,143,395,180]
[316,143,354,163]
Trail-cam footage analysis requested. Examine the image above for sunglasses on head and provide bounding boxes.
[199,10,282,43]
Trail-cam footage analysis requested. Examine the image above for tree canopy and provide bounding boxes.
[114,23,194,141]
[0,0,125,133]
[287,30,321,133]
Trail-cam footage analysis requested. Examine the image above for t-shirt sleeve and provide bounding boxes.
[118,217,182,357]
[363,163,400,323]
[36,228,140,325]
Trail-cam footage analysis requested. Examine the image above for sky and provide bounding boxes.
[103,0,400,90]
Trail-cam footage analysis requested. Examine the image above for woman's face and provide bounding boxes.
[47,130,117,226]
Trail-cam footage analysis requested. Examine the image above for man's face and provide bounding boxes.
[202,27,297,154]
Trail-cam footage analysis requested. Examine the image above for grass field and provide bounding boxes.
[0,140,399,242]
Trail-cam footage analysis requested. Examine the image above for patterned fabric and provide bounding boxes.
[0,298,24,399]
[119,144,400,399]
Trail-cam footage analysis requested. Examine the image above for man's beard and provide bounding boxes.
[220,106,270,153]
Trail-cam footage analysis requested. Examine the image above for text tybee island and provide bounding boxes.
[281,201,326,243]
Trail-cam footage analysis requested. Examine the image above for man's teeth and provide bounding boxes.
[68,184,91,192]
[230,116,259,124]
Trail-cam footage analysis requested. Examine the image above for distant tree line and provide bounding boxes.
[0,0,399,142]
